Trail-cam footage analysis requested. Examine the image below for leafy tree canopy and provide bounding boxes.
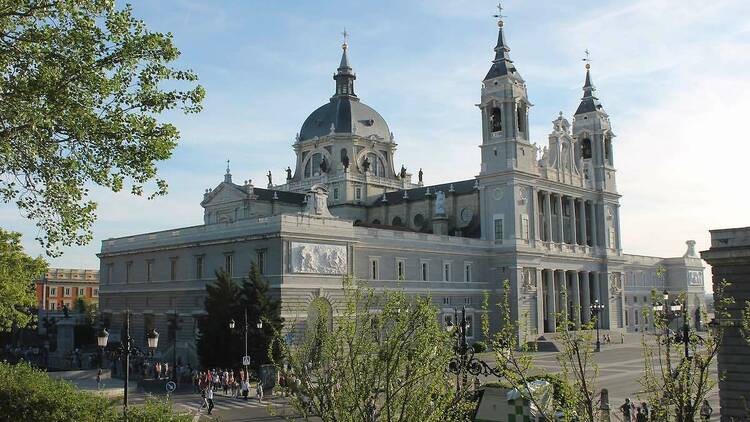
[0,228,47,332]
[0,0,204,255]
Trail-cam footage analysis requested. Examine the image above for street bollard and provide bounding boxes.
[599,388,611,422]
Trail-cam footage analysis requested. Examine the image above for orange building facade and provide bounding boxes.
[36,268,100,312]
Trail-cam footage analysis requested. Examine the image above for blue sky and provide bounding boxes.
[3,0,750,289]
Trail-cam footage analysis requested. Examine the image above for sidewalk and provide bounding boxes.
[47,369,134,398]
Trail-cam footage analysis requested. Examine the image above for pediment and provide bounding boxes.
[201,183,248,207]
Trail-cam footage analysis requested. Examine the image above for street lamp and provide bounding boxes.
[446,307,503,395]
[96,327,108,372]
[100,311,158,420]
[229,310,263,378]
[591,299,605,352]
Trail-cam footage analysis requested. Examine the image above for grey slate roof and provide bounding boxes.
[369,179,477,207]
[575,69,604,115]
[484,22,524,82]
[299,96,391,142]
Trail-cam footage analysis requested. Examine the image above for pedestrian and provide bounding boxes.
[206,385,215,415]
[636,406,647,422]
[200,387,208,412]
[96,368,102,390]
[242,379,249,400]
[620,398,633,422]
[700,400,713,422]
[257,380,264,402]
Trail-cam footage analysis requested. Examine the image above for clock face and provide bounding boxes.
[460,208,474,223]
[493,187,504,201]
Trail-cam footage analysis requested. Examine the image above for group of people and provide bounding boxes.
[192,368,265,415]
[620,397,713,421]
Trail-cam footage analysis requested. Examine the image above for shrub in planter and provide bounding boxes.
[471,341,487,353]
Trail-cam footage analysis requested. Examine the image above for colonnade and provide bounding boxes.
[535,269,611,333]
[533,189,600,247]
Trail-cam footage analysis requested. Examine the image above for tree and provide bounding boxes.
[196,270,241,369]
[0,1,204,255]
[0,229,47,332]
[273,278,471,422]
[239,261,283,368]
[196,263,283,370]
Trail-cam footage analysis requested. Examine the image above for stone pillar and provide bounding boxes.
[600,272,612,329]
[535,268,545,335]
[614,204,622,251]
[556,195,564,243]
[589,201,599,248]
[581,271,591,324]
[571,271,581,329]
[531,187,539,242]
[432,215,449,236]
[569,197,577,246]
[579,199,588,246]
[592,270,601,319]
[544,191,553,242]
[557,270,568,327]
[545,269,556,333]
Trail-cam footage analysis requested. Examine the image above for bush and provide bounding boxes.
[528,373,575,410]
[0,362,191,422]
[471,341,487,353]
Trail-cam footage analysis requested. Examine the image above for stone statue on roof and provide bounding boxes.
[267,170,273,187]
[286,166,292,180]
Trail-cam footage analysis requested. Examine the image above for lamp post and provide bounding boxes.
[97,311,158,420]
[168,315,178,382]
[230,309,263,378]
[446,306,503,395]
[653,290,682,364]
[591,299,605,352]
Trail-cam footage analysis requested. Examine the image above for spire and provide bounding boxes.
[575,50,604,115]
[333,29,357,99]
[484,3,522,81]
[224,160,232,183]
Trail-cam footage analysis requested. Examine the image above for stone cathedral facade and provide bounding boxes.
[99,16,705,365]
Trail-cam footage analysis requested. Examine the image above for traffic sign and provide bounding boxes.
[166,381,176,393]
[242,355,251,366]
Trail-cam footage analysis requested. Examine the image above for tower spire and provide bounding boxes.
[333,29,357,99]
[484,2,522,81]
[575,49,603,115]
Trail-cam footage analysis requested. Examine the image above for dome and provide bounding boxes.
[299,96,391,142]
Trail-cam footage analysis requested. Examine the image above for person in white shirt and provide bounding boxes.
[206,386,215,415]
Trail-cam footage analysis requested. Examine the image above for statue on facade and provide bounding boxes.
[286,166,292,180]
[342,153,349,170]
[361,156,371,173]
[267,170,273,187]
[435,191,446,215]
[400,165,407,178]
[320,157,328,173]
[418,168,423,183]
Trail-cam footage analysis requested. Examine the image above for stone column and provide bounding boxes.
[544,191,553,242]
[556,195,564,243]
[579,199,588,246]
[531,187,539,242]
[592,271,601,318]
[614,204,622,251]
[557,270,568,327]
[601,272,612,329]
[535,268,545,335]
[581,271,591,324]
[571,271,581,329]
[569,197,577,246]
[545,269,556,333]
[589,201,599,248]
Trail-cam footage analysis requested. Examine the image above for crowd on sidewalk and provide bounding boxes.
[619,397,713,421]
[192,368,266,415]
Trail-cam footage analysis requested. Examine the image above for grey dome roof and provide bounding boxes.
[299,96,391,142]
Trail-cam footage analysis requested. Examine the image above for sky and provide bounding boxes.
[3,0,750,292]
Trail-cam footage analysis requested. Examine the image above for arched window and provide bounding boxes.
[365,153,386,177]
[604,139,612,164]
[311,153,322,176]
[517,106,525,133]
[490,107,502,132]
[372,219,381,225]
[304,160,312,178]
[581,138,592,159]
[413,214,425,228]
[392,216,403,227]
[353,219,362,226]
[340,148,349,168]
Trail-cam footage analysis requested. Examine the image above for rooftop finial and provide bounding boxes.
[224,159,232,183]
[225,159,230,174]
[493,2,506,26]
[341,28,349,50]
[582,49,592,70]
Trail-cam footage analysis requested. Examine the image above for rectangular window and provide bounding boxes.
[369,258,379,280]
[106,263,113,285]
[49,302,56,310]
[355,187,362,201]
[464,263,472,282]
[256,249,267,275]
[146,260,153,282]
[634,296,638,303]
[64,287,71,297]
[634,310,640,325]
[443,262,452,282]
[396,259,406,280]
[625,309,629,326]
[126,261,133,283]
[49,287,57,297]
[421,261,428,281]
[494,218,504,243]
[195,256,204,279]
[225,254,233,276]
[170,258,178,281]
[93,288,99,297]
[465,297,473,305]
[520,215,529,241]
[333,187,339,200]
[78,288,85,296]
[443,297,451,305]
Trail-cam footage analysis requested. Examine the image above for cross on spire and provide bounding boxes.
[582,49,592,69]
[341,28,349,49]
[226,159,230,174]
[493,2,506,20]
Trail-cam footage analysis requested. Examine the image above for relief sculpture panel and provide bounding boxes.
[291,242,347,275]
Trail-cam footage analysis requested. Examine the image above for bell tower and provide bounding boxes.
[478,6,535,176]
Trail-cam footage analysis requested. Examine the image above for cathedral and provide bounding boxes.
[98,13,705,364]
